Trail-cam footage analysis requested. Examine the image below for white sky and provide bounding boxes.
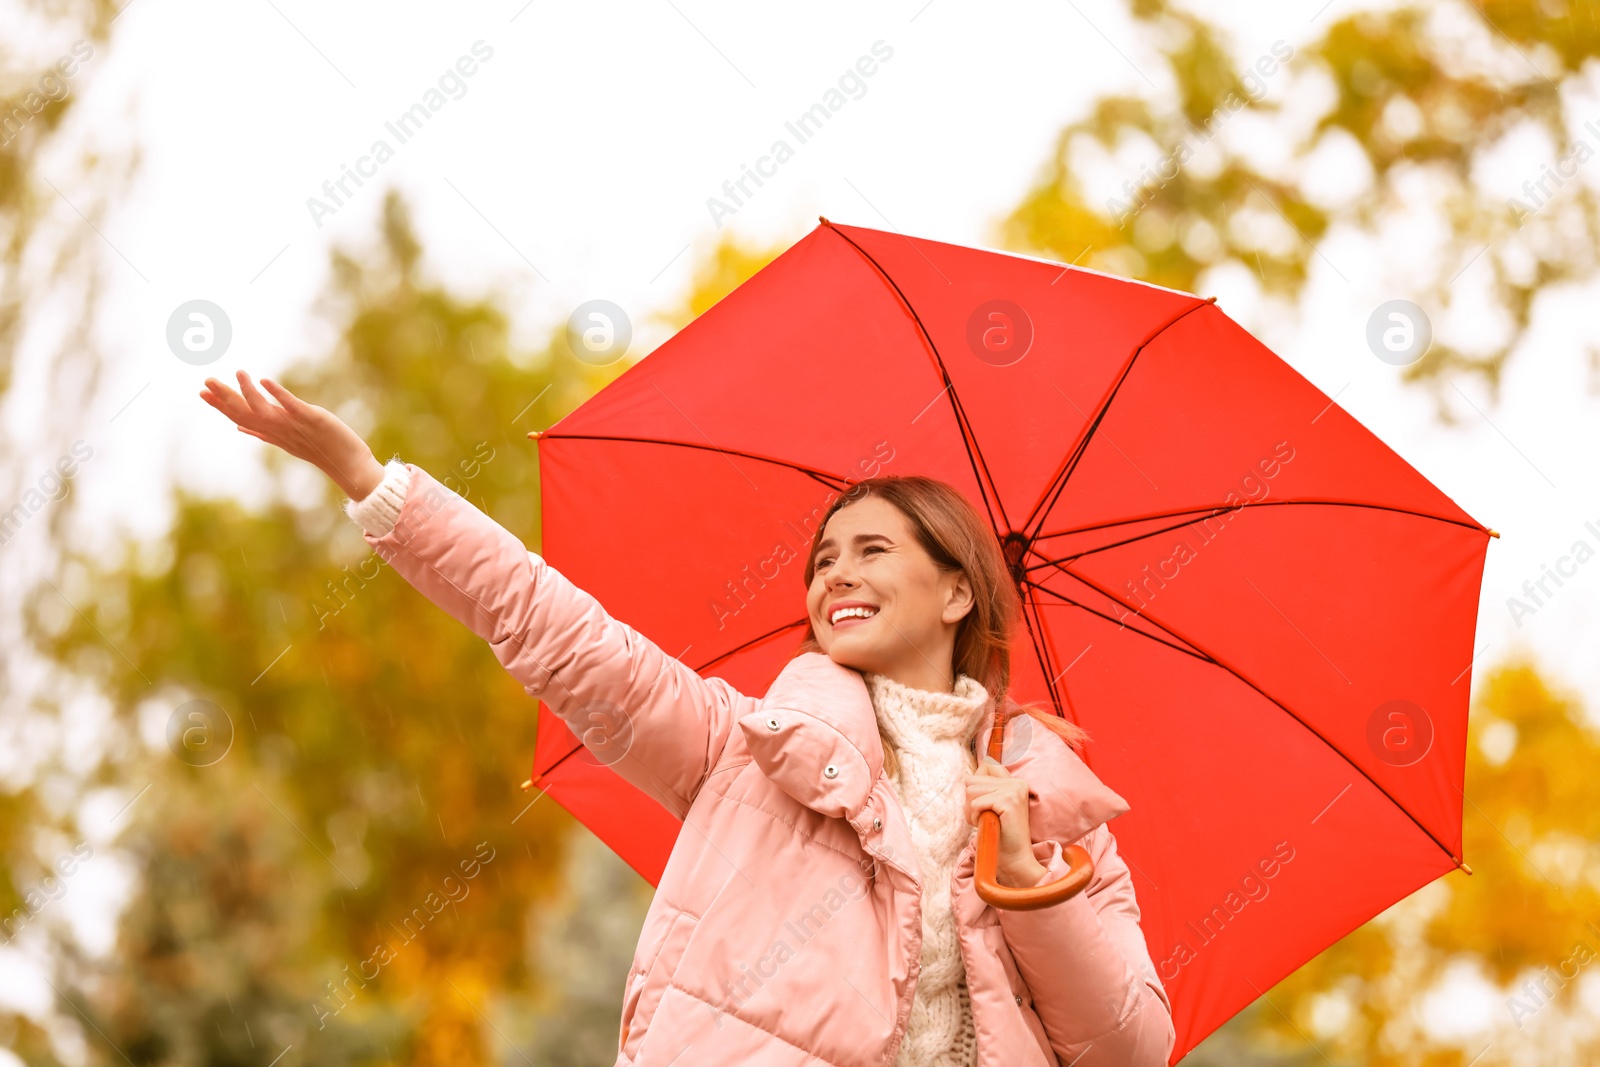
[4,0,1599,1050]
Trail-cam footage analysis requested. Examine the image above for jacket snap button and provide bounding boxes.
[873,817,882,830]
[766,717,780,731]
[823,764,838,779]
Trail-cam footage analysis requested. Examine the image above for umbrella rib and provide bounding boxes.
[1058,563,1464,867]
[1015,578,1070,721]
[538,432,857,491]
[1030,508,1251,572]
[532,739,588,787]
[1027,497,1490,571]
[820,222,1012,533]
[692,617,812,673]
[1021,297,1217,543]
[1028,575,1212,664]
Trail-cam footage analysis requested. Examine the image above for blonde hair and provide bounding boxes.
[793,475,1089,781]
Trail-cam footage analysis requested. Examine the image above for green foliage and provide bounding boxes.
[16,191,638,1065]
[1001,0,1600,399]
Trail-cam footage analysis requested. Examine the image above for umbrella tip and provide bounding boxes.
[520,777,540,792]
[819,215,832,226]
[1487,528,1501,539]
[527,430,542,439]
[1458,860,1473,875]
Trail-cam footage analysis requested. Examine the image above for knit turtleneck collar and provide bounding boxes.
[863,669,991,1067]
[864,670,993,751]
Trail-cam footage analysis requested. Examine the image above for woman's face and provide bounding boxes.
[805,495,974,689]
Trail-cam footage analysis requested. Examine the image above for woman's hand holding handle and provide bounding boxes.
[970,710,1096,910]
[200,370,386,502]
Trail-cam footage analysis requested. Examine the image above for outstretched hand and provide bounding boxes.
[200,370,385,502]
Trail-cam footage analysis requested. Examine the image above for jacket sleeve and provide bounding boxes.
[356,461,746,819]
[996,823,1176,1067]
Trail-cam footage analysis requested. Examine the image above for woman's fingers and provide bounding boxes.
[200,378,239,410]
[258,377,308,416]
[237,372,273,415]
[202,375,259,424]
[980,757,1010,776]
[204,373,286,446]
[207,374,302,437]
[238,373,314,454]
[259,380,329,446]
[200,384,253,429]
[965,772,1027,814]
[965,776,995,824]
[235,369,278,417]
[966,791,1012,828]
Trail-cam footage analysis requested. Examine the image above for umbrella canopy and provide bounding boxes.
[526,218,1491,1060]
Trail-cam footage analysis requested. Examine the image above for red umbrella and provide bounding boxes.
[522,218,1492,1060]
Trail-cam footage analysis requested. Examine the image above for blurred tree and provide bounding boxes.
[518,831,653,1067]
[15,204,792,1067]
[22,189,632,1066]
[1001,0,1600,404]
[0,0,123,403]
[0,0,135,1063]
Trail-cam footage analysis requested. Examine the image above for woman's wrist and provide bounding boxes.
[340,454,388,503]
[345,459,410,537]
[998,855,1049,888]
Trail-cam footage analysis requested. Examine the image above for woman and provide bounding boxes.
[202,370,1175,1067]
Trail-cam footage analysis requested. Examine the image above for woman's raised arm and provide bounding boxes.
[200,371,748,818]
[356,460,747,817]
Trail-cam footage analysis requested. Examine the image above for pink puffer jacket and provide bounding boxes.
[360,463,1176,1067]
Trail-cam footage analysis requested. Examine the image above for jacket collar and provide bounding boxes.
[747,651,1129,843]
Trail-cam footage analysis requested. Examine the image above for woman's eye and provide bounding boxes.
[816,546,885,569]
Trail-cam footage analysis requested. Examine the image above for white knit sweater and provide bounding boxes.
[866,669,991,1067]
[344,457,411,537]
[343,461,992,1065]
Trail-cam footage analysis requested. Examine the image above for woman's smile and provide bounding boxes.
[828,599,880,629]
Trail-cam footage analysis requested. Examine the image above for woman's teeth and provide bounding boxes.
[831,606,877,624]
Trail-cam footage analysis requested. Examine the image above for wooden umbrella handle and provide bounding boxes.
[974,704,1095,911]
